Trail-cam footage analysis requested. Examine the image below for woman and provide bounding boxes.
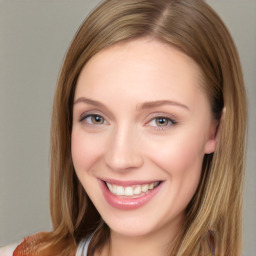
[1,0,247,255]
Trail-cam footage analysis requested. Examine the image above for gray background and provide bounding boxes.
[0,1,255,255]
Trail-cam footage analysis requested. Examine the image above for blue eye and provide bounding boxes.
[148,117,176,128]
[81,114,106,125]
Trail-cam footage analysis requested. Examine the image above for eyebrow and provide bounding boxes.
[137,100,189,111]
[73,97,189,111]
[74,97,105,108]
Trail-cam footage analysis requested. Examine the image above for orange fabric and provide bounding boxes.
[13,232,46,256]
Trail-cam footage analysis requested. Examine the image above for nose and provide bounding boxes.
[104,125,144,172]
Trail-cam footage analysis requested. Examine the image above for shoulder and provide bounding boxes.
[0,242,21,256]
[0,232,47,256]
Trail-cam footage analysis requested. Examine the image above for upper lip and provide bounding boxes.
[100,178,162,186]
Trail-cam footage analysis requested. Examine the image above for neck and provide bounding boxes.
[99,216,183,256]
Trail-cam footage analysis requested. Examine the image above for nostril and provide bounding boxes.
[105,155,144,173]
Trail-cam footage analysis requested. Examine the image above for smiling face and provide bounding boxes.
[71,39,217,241]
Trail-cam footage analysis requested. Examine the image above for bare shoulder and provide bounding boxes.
[0,242,21,256]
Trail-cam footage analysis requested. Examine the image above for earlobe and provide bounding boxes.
[204,131,218,154]
[204,107,226,154]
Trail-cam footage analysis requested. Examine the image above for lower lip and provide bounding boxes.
[99,179,163,210]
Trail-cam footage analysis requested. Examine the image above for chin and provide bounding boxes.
[107,220,157,238]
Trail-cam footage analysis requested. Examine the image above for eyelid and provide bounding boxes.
[79,111,109,126]
[79,110,104,120]
[146,112,177,121]
[146,113,178,130]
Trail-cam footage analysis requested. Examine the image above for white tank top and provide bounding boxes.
[75,236,92,256]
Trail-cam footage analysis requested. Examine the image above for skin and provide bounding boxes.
[71,38,218,256]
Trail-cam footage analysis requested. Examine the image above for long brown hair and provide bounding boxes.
[18,0,247,255]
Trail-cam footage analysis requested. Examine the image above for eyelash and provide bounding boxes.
[79,113,177,130]
[79,114,107,126]
[147,116,177,130]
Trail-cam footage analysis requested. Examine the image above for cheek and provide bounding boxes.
[148,132,205,175]
[146,132,205,205]
[71,130,104,176]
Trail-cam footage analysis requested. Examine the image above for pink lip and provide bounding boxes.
[98,179,163,210]
[102,178,160,186]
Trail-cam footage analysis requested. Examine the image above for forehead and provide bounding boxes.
[74,38,207,109]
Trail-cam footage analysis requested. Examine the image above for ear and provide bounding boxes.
[204,107,226,154]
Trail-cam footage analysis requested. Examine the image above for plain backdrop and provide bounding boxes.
[0,1,255,255]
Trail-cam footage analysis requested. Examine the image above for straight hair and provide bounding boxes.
[14,1,247,255]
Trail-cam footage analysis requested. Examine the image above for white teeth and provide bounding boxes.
[106,181,160,197]
[133,186,141,195]
[125,187,133,196]
[141,184,149,193]
[106,183,112,191]
[116,186,125,196]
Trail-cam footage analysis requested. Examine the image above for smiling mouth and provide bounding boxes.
[104,181,161,198]
[100,179,164,210]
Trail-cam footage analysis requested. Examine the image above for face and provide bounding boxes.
[71,39,217,239]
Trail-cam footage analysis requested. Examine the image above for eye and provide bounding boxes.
[81,114,107,125]
[148,116,176,129]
